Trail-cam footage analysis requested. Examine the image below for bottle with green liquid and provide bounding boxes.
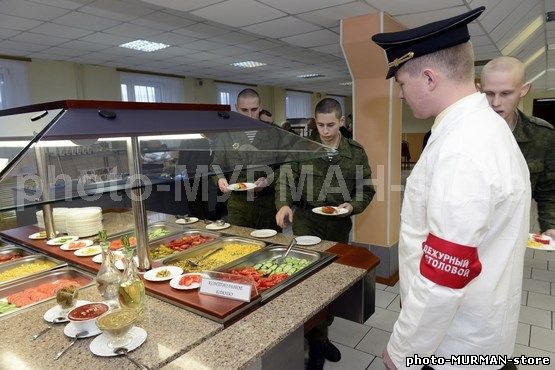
[118,236,145,316]
[95,230,121,309]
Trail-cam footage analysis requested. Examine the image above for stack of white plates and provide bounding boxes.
[36,207,69,233]
[65,207,103,237]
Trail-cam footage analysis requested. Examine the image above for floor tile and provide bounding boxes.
[366,357,387,370]
[524,267,532,279]
[356,328,391,357]
[527,292,555,311]
[324,342,375,370]
[525,248,534,259]
[385,282,399,294]
[523,278,552,294]
[513,344,555,370]
[329,316,371,348]
[519,306,552,328]
[516,322,530,345]
[532,269,555,283]
[376,283,387,291]
[525,258,548,270]
[387,296,401,313]
[363,307,399,332]
[549,261,555,272]
[522,290,528,306]
[375,290,397,309]
[533,250,555,262]
[529,326,555,352]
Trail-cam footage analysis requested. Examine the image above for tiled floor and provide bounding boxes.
[327,248,555,370]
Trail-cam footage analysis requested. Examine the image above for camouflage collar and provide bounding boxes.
[315,135,353,159]
[512,109,533,143]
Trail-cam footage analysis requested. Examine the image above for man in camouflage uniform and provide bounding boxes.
[211,88,280,230]
[275,98,375,370]
[481,56,555,238]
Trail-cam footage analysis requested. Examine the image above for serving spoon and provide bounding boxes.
[32,316,67,341]
[186,247,223,267]
[54,330,88,360]
[114,347,150,370]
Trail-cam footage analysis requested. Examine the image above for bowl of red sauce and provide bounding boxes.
[68,302,109,331]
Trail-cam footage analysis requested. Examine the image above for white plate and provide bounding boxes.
[295,236,322,246]
[47,236,79,246]
[60,239,93,251]
[43,300,90,323]
[90,326,147,357]
[92,250,124,264]
[175,217,199,225]
[170,273,209,290]
[64,321,102,338]
[115,256,139,271]
[311,206,349,216]
[227,182,256,191]
[206,222,231,230]
[74,245,102,257]
[143,266,183,282]
[527,233,555,251]
[28,231,47,240]
[250,229,278,238]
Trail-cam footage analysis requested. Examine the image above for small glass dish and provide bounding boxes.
[55,285,79,315]
[96,308,138,349]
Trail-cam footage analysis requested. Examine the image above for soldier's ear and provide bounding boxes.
[339,115,345,127]
[520,82,531,98]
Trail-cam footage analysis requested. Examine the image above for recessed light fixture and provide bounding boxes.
[339,81,352,86]
[119,40,170,52]
[297,73,325,79]
[501,15,543,56]
[524,46,546,67]
[231,61,267,68]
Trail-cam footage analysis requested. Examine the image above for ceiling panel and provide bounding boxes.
[281,29,338,48]
[0,0,70,21]
[79,31,132,45]
[479,0,524,32]
[208,32,258,45]
[363,0,465,16]
[0,40,47,52]
[40,46,88,57]
[0,27,21,39]
[237,39,282,51]
[148,32,199,46]
[185,39,230,51]
[0,14,44,31]
[59,39,109,51]
[129,10,197,31]
[470,34,492,47]
[191,0,286,28]
[103,23,164,38]
[297,1,377,28]
[79,0,154,22]
[140,0,225,13]
[31,22,95,39]
[12,32,71,46]
[53,11,124,31]
[257,0,354,15]
[242,17,321,39]
[173,23,230,38]
[395,6,469,28]
[468,22,486,36]
[27,0,95,9]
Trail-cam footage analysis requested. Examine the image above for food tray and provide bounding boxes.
[218,245,335,302]
[108,221,182,243]
[0,247,35,265]
[0,254,67,286]
[148,229,222,260]
[0,267,94,320]
[162,237,266,273]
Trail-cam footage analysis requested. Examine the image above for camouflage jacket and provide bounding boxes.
[275,136,375,215]
[514,109,555,231]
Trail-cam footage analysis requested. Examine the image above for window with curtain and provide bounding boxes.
[120,73,184,103]
[216,83,251,111]
[327,95,346,116]
[0,60,30,109]
[285,91,311,119]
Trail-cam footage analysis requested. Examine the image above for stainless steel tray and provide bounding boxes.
[0,254,67,286]
[0,247,35,265]
[148,229,222,260]
[0,267,94,320]
[162,236,266,272]
[107,221,182,243]
[218,245,335,302]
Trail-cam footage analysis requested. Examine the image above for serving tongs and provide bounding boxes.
[186,247,223,267]
[274,238,297,265]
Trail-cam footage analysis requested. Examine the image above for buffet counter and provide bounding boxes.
[0,212,378,370]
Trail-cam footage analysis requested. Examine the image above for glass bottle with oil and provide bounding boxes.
[96,230,121,309]
[118,237,145,317]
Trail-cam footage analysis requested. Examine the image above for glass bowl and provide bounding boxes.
[96,308,138,349]
[68,302,109,332]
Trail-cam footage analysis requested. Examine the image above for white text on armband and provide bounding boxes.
[422,244,470,277]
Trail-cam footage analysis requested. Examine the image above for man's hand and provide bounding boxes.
[276,206,293,229]
[254,177,268,193]
[543,229,555,239]
[383,348,398,370]
[217,178,231,193]
[337,202,353,217]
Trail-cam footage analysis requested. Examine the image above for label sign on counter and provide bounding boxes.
[199,278,252,302]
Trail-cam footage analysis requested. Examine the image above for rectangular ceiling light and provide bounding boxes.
[501,15,543,56]
[119,40,170,52]
[297,73,325,79]
[524,46,546,67]
[231,61,267,68]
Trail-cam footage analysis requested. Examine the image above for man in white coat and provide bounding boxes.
[372,6,530,370]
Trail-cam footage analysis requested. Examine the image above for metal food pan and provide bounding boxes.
[0,247,35,265]
[148,229,223,260]
[107,221,182,242]
[0,267,94,320]
[162,236,265,267]
[0,255,67,286]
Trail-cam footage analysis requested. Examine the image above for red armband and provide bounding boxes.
[420,233,482,289]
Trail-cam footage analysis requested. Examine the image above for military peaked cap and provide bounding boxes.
[371,6,485,79]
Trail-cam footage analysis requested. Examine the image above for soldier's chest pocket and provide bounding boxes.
[401,173,428,231]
